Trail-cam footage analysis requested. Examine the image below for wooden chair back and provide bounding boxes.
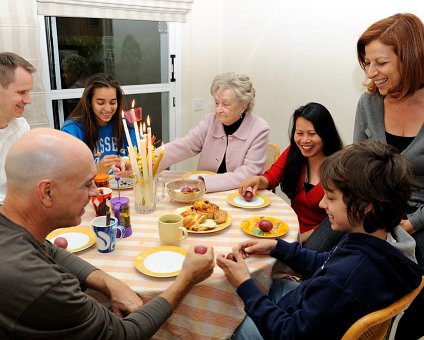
[341,276,424,340]
[265,143,280,172]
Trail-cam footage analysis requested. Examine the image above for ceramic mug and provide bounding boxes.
[91,187,113,217]
[91,216,125,253]
[158,213,188,246]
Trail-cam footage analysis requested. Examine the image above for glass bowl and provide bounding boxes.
[167,179,205,203]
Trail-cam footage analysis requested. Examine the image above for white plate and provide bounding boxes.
[183,171,216,180]
[46,226,96,252]
[226,192,271,209]
[135,246,187,277]
[109,176,133,190]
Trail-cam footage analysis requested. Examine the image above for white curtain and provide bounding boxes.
[0,0,49,128]
[36,0,193,22]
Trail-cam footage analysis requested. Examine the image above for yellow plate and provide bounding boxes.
[183,171,216,180]
[241,216,289,238]
[109,176,134,190]
[227,191,271,209]
[135,246,187,277]
[46,226,96,252]
[175,206,232,234]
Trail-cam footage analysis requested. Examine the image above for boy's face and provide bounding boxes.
[319,183,362,232]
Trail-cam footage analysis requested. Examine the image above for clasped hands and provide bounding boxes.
[216,239,278,288]
[96,155,132,177]
[98,155,160,177]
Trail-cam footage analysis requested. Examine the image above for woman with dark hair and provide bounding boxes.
[61,73,137,174]
[239,102,343,242]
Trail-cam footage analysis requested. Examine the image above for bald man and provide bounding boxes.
[0,52,35,205]
[0,128,215,339]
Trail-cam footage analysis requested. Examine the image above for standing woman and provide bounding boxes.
[355,13,424,267]
[239,102,343,243]
[62,73,136,174]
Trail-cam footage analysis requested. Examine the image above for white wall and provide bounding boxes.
[178,0,424,170]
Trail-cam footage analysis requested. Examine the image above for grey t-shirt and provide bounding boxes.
[0,213,172,339]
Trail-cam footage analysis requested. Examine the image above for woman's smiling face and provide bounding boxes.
[364,40,402,97]
[92,87,118,126]
[294,117,324,159]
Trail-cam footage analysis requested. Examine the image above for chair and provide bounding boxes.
[265,143,280,172]
[264,143,280,193]
[341,276,424,340]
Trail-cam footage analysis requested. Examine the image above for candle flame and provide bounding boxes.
[143,122,146,133]
[121,110,124,118]
[131,99,135,109]
[147,115,151,127]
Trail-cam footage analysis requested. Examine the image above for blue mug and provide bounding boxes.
[91,216,125,253]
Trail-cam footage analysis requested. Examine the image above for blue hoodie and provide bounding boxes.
[237,233,424,340]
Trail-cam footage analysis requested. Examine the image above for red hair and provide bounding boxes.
[357,13,424,99]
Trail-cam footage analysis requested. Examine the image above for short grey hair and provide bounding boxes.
[210,72,256,114]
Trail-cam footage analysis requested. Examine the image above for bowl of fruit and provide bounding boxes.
[167,179,206,203]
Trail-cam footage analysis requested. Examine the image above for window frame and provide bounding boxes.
[38,15,181,145]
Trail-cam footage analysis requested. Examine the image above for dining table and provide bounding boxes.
[76,170,300,340]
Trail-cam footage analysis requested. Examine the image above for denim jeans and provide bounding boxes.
[231,279,300,340]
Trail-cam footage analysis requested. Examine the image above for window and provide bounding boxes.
[41,17,178,145]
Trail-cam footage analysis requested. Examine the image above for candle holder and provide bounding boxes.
[122,103,166,214]
[133,176,165,214]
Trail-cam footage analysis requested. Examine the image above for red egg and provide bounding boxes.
[244,191,254,202]
[226,253,237,262]
[191,187,200,192]
[181,187,193,193]
[258,219,273,232]
[194,245,207,254]
[54,237,68,249]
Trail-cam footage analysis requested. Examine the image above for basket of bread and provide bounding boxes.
[178,200,229,232]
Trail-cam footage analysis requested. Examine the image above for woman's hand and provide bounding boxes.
[111,156,132,177]
[238,176,268,196]
[97,155,120,174]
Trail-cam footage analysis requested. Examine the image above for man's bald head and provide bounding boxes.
[5,128,94,191]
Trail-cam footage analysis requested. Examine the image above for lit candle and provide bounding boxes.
[147,115,153,179]
[153,143,165,177]
[122,111,140,178]
[131,99,142,154]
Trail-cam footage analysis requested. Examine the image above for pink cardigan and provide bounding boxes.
[157,113,270,192]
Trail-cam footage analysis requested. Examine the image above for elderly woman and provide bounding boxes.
[157,72,270,192]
